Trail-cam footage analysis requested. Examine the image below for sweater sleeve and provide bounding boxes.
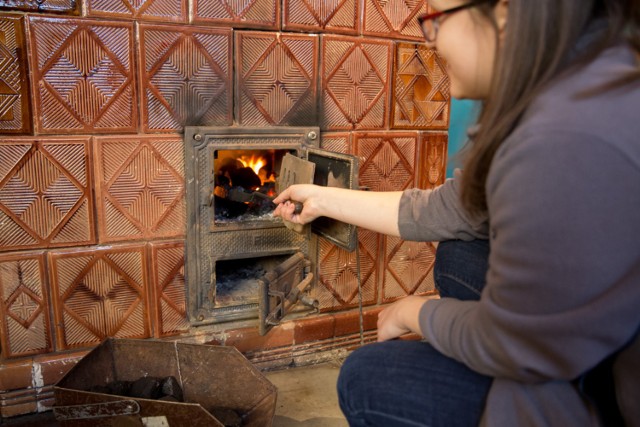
[398,169,489,242]
[419,131,640,382]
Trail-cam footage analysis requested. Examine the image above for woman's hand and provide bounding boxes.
[377,296,428,342]
[273,184,324,229]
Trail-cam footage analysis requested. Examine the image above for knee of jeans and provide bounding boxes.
[337,346,372,412]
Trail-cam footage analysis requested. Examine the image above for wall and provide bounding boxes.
[0,0,449,417]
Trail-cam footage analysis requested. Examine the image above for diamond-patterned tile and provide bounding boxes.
[139,24,232,132]
[311,229,380,312]
[149,240,189,337]
[236,32,318,126]
[354,131,418,191]
[392,43,450,129]
[28,17,137,134]
[319,132,351,153]
[0,137,95,252]
[0,252,52,358]
[0,0,77,12]
[363,0,427,41]
[418,131,447,189]
[0,15,31,135]
[94,135,185,243]
[49,243,151,350]
[321,35,392,130]
[383,237,436,303]
[192,0,279,30]
[87,0,187,22]
[283,0,359,35]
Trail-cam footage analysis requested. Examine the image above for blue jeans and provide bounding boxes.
[338,239,493,427]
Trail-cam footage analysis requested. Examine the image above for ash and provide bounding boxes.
[215,264,265,307]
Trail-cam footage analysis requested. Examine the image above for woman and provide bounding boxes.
[274,0,640,425]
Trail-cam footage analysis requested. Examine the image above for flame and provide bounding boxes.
[238,155,275,184]
[238,155,265,176]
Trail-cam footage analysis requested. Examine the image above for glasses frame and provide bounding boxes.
[417,0,492,42]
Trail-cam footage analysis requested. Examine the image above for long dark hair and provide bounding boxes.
[460,0,640,217]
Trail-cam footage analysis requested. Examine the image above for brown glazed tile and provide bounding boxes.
[87,0,187,22]
[293,314,335,344]
[236,32,318,126]
[0,252,52,359]
[0,137,95,252]
[333,306,381,336]
[321,35,392,131]
[354,131,419,192]
[0,15,32,135]
[383,236,436,303]
[0,358,32,392]
[362,0,427,41]
[149,240,189,337]
[93,135,185,243]
[312,228,380,312]
[418,131,448,189]
[192,0,279,30]
[283,0,359,35]
[0,0,77,12]
[48,243,151,351]
[27,17,137,134]
[319,132,351,153]
[392,43,450,130]
[139,24,232,132]
[224,324,295,353]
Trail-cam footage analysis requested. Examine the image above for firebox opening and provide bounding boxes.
[213,149,293,223]
[214,254,292,308]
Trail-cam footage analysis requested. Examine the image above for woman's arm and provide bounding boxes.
[273,184,404,236]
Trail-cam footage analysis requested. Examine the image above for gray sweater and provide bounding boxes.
[398,43,640,426]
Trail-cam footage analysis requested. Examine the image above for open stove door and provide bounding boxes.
[259,252,317,335]
[305,148,359,252]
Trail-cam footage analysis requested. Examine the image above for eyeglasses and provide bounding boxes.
[417,0,492,42]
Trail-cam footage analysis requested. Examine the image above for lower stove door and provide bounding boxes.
[259,252,318,336]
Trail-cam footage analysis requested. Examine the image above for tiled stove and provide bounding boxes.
[0,0,448,418]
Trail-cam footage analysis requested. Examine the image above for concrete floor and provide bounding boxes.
[0,361,348,426]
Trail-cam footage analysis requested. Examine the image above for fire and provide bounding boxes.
[238,155,274,184]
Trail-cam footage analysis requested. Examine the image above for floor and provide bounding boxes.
[0,360,348,426]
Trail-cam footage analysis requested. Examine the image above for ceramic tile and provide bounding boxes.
[28,17,137,134]
[311,229,379,312]
[236,31,318,126]
[0,358,32,392]
[293,314,336,344]
[383,237,436,302]
[319,132,351,153]
[192,0,279,30]
[418,131,447,189]
[392,43,450,130]
[224,324,295,354]
[0,0,77,12]
[283,0,358,35]
[149,240,189,337]
[321,35,391,130]
[0,137,95,252]
[139,24,232,132]
[362,0,427,41]
[0,252,52,359]
[93,135,185,243]
[0,15,31,135]
[87,0,187,22]
[333,307,381,337]
[48,243,151,351]
[354,131,418,191]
